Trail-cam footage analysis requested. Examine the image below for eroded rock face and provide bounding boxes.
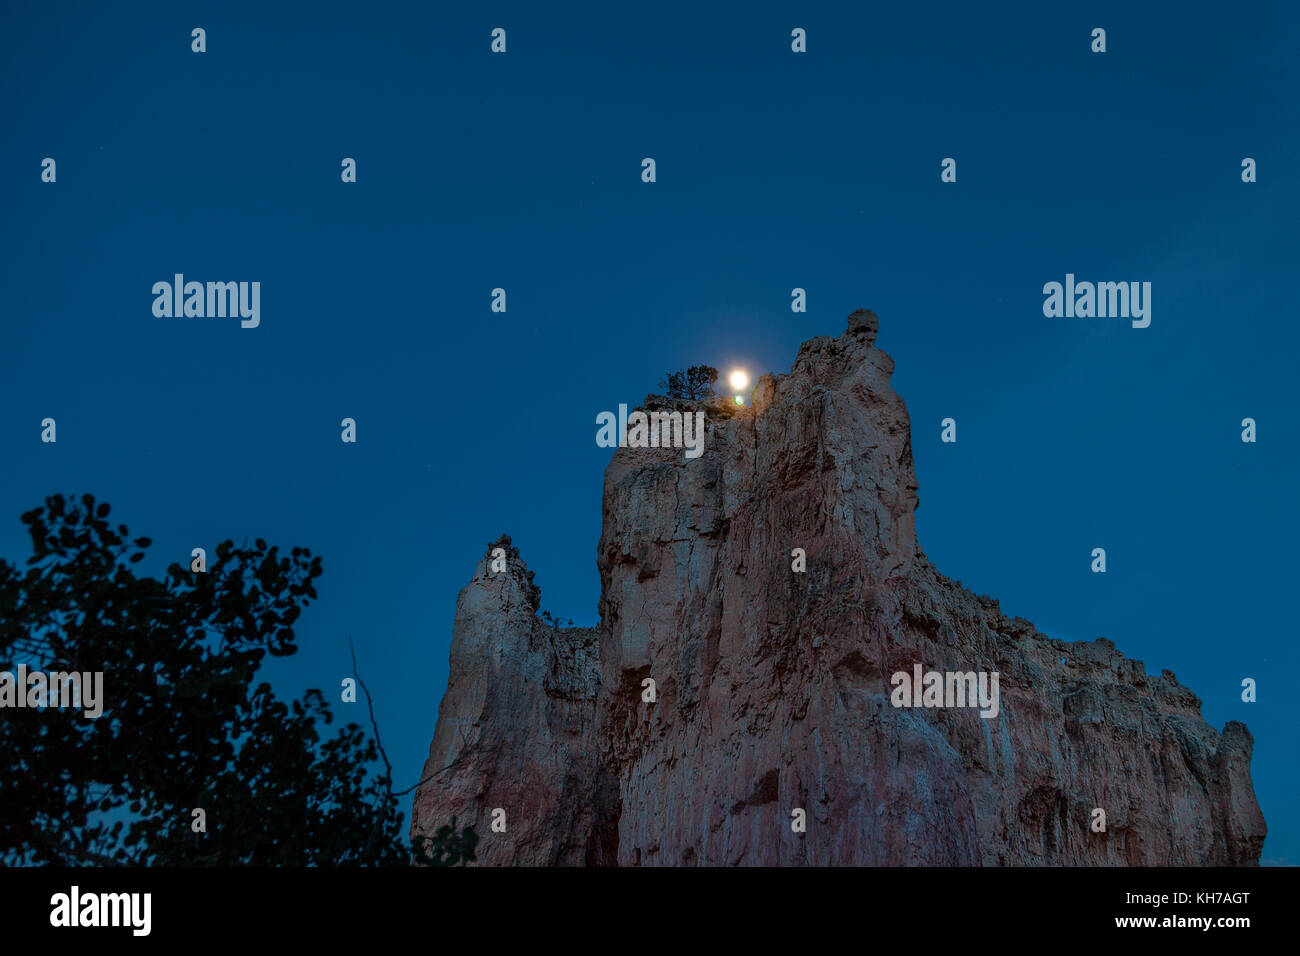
[409,536,615,865]
[412,314,1266,866]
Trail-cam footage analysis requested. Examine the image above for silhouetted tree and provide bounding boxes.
[0,494,475,866]
[661,365,718,400]
[412,815,479,866]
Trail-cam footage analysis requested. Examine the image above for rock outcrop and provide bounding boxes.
[411,310,1266,866]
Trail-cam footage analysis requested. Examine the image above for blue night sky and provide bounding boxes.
[2,1,1296,864]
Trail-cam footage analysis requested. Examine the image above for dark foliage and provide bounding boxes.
[412,815,479,866]
[661,365,718,400]
[0,494,475,866]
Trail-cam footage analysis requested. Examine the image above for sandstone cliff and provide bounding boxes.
[410,309,1266,866]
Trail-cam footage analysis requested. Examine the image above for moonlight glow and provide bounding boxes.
[729,370,749,391]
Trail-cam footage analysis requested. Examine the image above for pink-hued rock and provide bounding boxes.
[408,536,613,865]
[411,310,1266,866]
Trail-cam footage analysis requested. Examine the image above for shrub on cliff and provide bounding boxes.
[660,365,718,400]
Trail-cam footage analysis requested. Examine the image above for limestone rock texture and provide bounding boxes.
[411,310,1266,866]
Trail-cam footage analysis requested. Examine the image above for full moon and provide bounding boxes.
[729,370,749,391]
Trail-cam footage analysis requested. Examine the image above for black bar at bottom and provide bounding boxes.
[3,864,1291,943]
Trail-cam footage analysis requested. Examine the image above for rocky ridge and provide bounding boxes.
[410,310,1266,866]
